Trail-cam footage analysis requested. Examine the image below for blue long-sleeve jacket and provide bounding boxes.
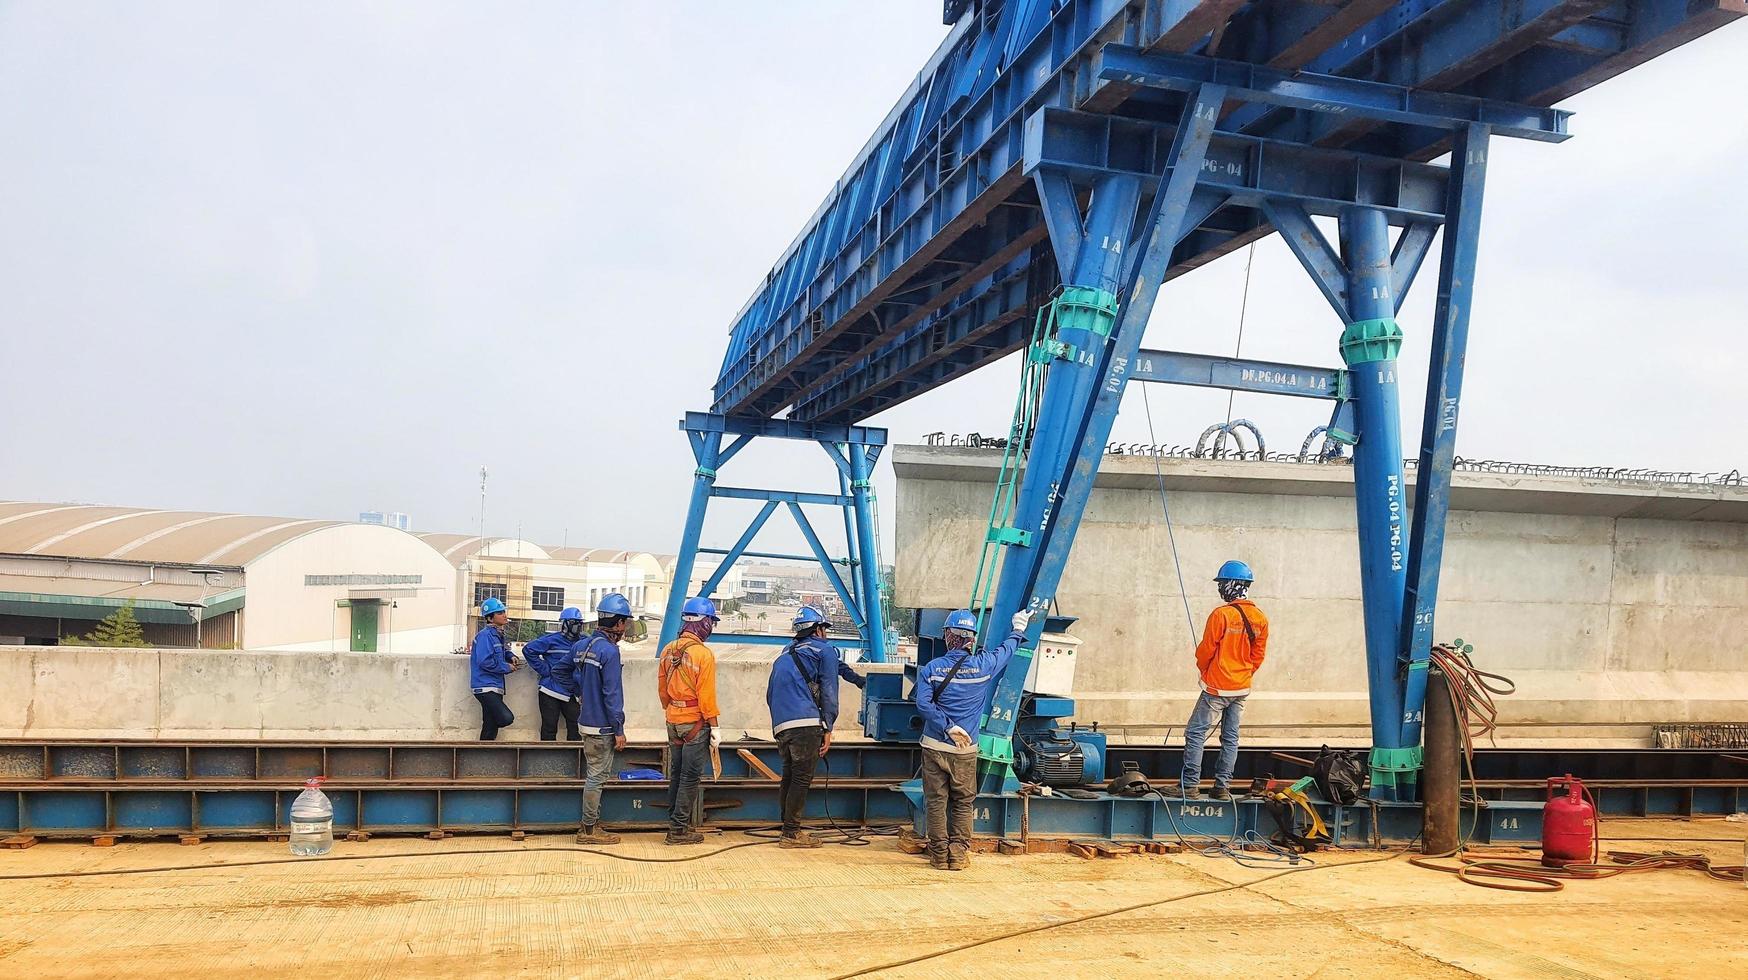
[767,637,842,734]
[522,630,581,700]
[837,660,866,689]
[914,630,1024,753]
[575,630,626,736]
[469,625,513,693]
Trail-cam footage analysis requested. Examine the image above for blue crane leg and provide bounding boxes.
[977,87,1228,790]
[1400,124,1492,747]
[838,465,864,627]
[986,173,1142,633]
[849,445,888,662]
[659,430,723,649]
[1338,207,1415,800]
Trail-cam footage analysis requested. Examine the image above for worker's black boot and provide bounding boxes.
[664,830,704,846]
[928,847,949,870]
[576,824,622,845]
[946,846,970,871]
[1164,783,1201,801]
[1208,785,1232,801]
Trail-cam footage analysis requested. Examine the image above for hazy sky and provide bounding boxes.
[3,3,1744,559]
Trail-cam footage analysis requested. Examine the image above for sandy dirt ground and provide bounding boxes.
[0,819,1742,979]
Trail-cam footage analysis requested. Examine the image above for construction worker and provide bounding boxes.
[914,605,1033,871]
[1170,560,1270,801]
[469,596,521,741]
[575,593,631,844]
[522,606,586,741]
[764,605,842,848]
[657,596,720,845]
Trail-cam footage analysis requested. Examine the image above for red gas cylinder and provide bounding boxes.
[1541,774,1597,868]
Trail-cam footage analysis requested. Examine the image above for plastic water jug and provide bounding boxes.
[289,777,334,856]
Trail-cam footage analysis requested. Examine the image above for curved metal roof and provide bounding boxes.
[0,502,346,566]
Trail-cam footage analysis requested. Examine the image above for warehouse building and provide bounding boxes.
[0,502,458,652]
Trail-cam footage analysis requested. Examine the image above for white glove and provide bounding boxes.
[709,728,721,748]
[1012,608,1033,632]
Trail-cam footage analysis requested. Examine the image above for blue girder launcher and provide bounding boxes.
[674,0,1739,834]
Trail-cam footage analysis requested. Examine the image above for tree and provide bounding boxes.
[64,601,149,647]
[756,611,768,633]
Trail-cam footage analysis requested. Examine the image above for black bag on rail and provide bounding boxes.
[1311,746,1368,805]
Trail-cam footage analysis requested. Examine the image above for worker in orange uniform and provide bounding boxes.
[1169,560,1269,801]
[658,596,721,845]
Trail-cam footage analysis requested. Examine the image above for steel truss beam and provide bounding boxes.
[1094,45,1571,141]
[1025,108,1453,221]
[1130,349,1346,400]
[4,740,1740,840]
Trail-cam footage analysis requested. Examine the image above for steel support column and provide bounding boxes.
[1400,124,1492,748]
[980,86,1229,791]
[1338,207,1414,799]
[988,172,1143,632]
[658,430,723,649]
[847,445,888,662]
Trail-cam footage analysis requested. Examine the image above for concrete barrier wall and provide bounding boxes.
[895,447,1748,745]
[0,645,895,743]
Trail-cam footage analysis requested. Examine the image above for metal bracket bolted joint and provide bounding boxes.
[1053,285,1119,340]
[987,526,1032,548]
[1339,317,1404,365]
[694,466,718,479]
[977,733,1015,765]
[1368,745,1424,789]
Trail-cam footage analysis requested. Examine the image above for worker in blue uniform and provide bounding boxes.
[914,606,1032,870]
[522,606,587,741]
[575,592,632,844]
[765,605,843,848]
[469,596,522,741]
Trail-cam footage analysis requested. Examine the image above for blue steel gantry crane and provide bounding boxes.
[661,0,1742,834]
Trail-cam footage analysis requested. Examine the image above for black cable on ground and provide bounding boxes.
[0,839,778,882]
[826,849,1407,980]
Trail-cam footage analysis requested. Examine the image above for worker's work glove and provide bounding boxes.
[1011,608,1033,633]
[709,728,721,748]
[948,725,974,749]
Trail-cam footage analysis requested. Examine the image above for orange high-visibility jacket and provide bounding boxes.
[658,633,718,725]
[1195,600,1269,696]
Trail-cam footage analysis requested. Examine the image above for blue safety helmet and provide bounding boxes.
[596,593,632,618]
[1214,560,1255,583]
[480,596,507,616]
[792,605,830,631]
[681,596,720,620]
[559,606,583,622]
[943,608,979,634]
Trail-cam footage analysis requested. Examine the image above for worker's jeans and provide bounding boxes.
[581,733,616,826]
[666,722,710,833]
[473,691,514,741]
[538,692,581,741]
[776,726,824,836]
[1180,692,1246,790]
[921,747,977,858]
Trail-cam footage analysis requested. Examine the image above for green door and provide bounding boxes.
[350,600,380,652]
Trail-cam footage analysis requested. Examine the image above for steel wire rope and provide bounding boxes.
[1138,383,1198,641]
[1224,243,1257,426]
